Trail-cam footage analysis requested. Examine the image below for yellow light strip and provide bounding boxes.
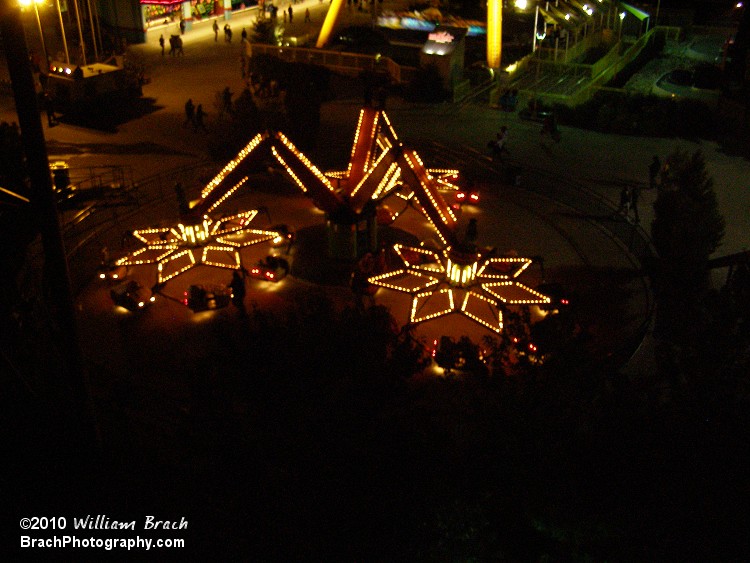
[460,291,503,333]
[371,165,401,200]
[215,231,278,248]
[271,148,308,193]
[216,210,259,233]
[411,288,454,324]
[481,281,552,304]
[346,109,366,179]
[201,133,265,199]
[402,152,457,226]
[158,249,196,283]
[361,112,380,179]
[207,176,250,212]
[132,227,173,244]
[350,147,391,200]
[380,111,399,143]
[394,244,444,272]
[275,132,335,192]
[367,268,441,293]
[476,257,533,279]
[202,246,241,269]
[116,246,177,266]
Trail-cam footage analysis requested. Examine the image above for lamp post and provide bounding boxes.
[0,1,99,455]
[72,0,87,66]
[85,0,99,61]
[54,0,70,63]
[19,0,49,69]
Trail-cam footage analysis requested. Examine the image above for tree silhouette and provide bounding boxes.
[651,148,725,350]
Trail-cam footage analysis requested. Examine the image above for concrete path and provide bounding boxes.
[2,5,749,377]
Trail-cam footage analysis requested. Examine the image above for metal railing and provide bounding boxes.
[250,43,414,84]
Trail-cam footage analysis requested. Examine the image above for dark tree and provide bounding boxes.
[207,86,262,162]
[252,18,277,45]
[651,149,724,340]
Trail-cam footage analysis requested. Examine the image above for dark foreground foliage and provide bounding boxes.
[9,285,750,561]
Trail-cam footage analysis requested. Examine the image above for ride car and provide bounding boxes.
[453,187,480,208]
[535,282,571,313]
[110,280,156,312]
[270,224,295,250]
[249,255,290,282]
[183,284,232,313]
[98,262,129,282]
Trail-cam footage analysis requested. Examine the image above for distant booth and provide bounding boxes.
[45,61,141,113]
[97,0,242,43]
[419,26,470,99]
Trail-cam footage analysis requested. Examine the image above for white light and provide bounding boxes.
[619,11,626,20]
[514,0,528,9]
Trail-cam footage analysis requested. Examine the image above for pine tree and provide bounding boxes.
[650,148,726,369]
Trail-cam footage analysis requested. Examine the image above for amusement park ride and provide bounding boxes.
[112,106,551,334]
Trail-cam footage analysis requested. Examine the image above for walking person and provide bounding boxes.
[179,18,186,35]
[541,113,561,142]
[616,186,631,218]
[648,155,660,190]
[43,91,57,127]
[176,35,184,56]
[194,104,207,132]
[305,8,311,22]
[159,34,165,56]
[174,181,189,215]
[288,6,293,22]
[229,268,247,316]
[184,98,195,127]
[490,126,509,163]
[630,185,641,223]
[220,86,233,117]
[213,19,219,42]
[241,27,247,41]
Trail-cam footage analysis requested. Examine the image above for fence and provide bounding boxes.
[250,43,414,84]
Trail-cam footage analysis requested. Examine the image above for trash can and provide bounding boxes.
[50,161,70,193]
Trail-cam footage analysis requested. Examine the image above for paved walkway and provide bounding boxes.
[2,6,749,376]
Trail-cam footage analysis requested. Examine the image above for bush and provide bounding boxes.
[556,91,720,140]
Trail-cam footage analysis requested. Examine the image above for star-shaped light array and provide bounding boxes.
[115,203,282,284]
[368,244,551,333]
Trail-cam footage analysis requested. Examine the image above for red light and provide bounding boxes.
[512,337,518,343]
[528,343,537,352]
[251,267,260,274]
[470,193,479,202]
[266,272,274,279]
[561,299,569,305]
[456,192,465,200]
